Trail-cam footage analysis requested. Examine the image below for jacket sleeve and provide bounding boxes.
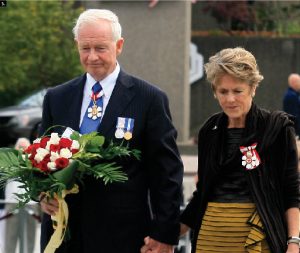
[283,125,300,210]
[144,89,183,245]
[180,125,206,230]
[283,93,299,119]
[39,89,53,137]
[180,181,201,230]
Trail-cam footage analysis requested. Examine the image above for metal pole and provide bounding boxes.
[18,207,28,253]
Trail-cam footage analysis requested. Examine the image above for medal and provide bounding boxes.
[240,143,261,170]
[87,88,103,120]
[124,118,134,140]
[88,104,102,120]
[124,131,132,140]
[115,117,135,140]
[115,128,125,139]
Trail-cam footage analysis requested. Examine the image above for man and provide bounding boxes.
[283,73,300,137]
[39,9,183,253]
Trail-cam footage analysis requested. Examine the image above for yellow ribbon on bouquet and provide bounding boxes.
[44,184,79,253]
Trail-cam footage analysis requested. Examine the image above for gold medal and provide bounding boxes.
[91,105,98,117]
[124,131,132,140]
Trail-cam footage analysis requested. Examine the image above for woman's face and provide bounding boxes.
[214,74,255,128]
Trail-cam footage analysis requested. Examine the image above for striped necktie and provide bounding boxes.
[80,82,104,134]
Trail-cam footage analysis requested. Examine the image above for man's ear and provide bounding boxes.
[116,38,124,56]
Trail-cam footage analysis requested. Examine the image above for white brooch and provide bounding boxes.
[88,105,102,120]
[240,143,261,170]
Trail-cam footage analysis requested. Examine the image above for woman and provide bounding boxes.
[180,47,299,253]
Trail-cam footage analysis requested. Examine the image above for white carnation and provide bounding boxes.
[50,152,60,162]
[71,140,80,150]
[34,148,49,163]
[47,162,57,171]
[60,148,72,159]
[49,133,60,144]
[33,138,41,144]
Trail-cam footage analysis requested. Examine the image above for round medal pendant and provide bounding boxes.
[92,105,98,115]
[124,131,132,140]
[115,128,125,139]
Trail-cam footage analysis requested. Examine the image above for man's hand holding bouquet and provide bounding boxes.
[0,127,140,253]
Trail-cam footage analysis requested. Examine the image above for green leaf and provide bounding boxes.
[52,160,79,190]
[88,163,128,184]
[83,134,105,153]
[90,135,105,147]
[85,144,100,153]
[0,148,20,168]
[70,131,81,141]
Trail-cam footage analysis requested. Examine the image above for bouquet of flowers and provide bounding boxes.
[0,127,140,253]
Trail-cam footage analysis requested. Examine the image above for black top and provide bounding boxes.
[209,128,252,203]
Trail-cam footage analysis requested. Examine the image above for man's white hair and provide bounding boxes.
[72,9,122,42]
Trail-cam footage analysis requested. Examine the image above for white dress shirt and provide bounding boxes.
[79,63,120,127]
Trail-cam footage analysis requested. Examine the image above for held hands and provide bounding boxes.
[286,242,300,253]
[140,236,174,253]
[39,193,59,216]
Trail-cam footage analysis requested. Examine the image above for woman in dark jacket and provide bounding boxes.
[180,47,300,253]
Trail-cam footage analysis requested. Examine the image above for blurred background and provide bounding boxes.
[0,1,300,252]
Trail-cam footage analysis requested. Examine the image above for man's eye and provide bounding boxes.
[219,90,227,95]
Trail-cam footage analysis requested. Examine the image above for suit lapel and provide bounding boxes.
[66,75,86,131]
[98,71,135,136]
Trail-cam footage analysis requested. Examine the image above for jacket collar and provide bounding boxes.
[97,69,136,136]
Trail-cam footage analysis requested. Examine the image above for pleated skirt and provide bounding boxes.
[196,202,270,253]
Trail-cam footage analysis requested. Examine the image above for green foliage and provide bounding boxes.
[253,2,300,36]
[0,1,83,106]
[202,1,300,37]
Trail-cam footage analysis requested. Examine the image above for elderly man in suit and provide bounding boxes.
[283,73,300,137]
[39,9,183,253]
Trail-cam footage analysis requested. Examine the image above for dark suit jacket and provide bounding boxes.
[39,70,183,253]
[283,87,300,136]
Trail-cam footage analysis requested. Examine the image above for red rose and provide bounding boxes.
[55,157,69,169]
[24,143,40,154]
[71,149,79,155]
[28,150,37,160]
[30,159,38,168]
[40,137,50,149]
[42,154,51,164]
[59,138,72,149]
[40,161,49,172]
[50,144,60,153]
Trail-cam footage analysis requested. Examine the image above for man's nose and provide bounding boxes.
[88,49,98,61]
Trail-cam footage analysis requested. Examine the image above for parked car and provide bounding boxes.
[0,89,47,146]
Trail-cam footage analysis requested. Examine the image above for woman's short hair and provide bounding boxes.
[204,47,264,90]
[72,9,122,42]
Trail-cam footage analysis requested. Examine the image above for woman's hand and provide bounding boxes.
[286,242,299,253]
[180,223,190,236]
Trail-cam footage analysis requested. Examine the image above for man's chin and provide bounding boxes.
[87,70,105,80]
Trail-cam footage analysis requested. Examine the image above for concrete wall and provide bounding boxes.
[84,1,191,143]
[190,36,300,137]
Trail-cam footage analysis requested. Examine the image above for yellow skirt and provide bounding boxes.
[196,202,270,253]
